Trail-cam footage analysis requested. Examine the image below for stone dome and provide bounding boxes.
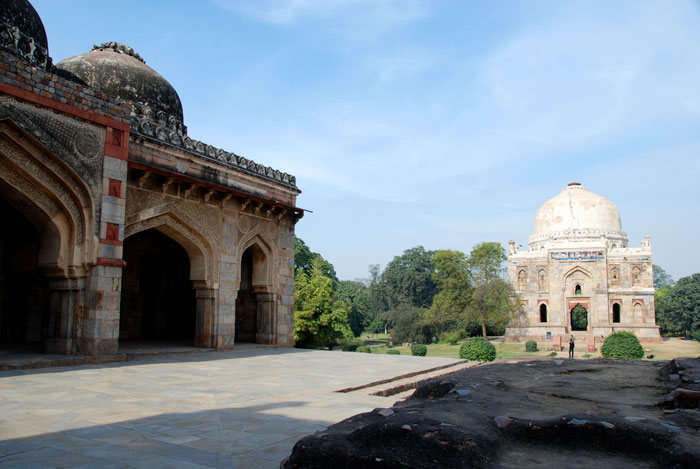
[529,183,627,246]
[55,42,184,123]
[0,0,51,69]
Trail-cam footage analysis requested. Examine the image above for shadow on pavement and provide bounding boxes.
[0,401,329,468]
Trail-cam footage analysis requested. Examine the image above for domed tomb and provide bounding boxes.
[0,0,50,69]
[529,183,627,247]
[56,42,184,124]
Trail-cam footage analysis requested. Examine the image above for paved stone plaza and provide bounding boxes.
[0,347,462,468]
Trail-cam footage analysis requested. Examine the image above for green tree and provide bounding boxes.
[381,246,437,309]
[294,237,338,283]
[367,264,388,332]
[336,280,371,337]
[466,242,515,339]
[656,273,700,336]
[294,258,353,348]
[426,249,471,334]
[384,303,432,344]
[570,304,588,331]
[294,237,314,273]
[653,264,675,289]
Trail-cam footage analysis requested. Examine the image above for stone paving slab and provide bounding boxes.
[0,347,463,468]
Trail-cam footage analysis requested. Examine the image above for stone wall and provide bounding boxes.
[0,50,130,123]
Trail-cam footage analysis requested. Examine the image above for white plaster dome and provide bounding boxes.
[529,183,627,247]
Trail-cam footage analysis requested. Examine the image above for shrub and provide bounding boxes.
[582,354,591,358]
[525,340,538,352]
[600,331,644,360]
[549,352,558,357]
[411,344,427,356]
[439,331,461,345]
[459,338,496,362]
[342,343,358,352]
[387,349,401,355]
[356,345,372,353]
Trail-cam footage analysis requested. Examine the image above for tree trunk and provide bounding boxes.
[481,317,487,339]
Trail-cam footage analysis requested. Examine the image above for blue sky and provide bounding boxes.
[34,0,700,281]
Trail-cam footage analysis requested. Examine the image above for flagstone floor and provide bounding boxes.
[0,346,462,468]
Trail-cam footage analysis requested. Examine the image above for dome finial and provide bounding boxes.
[91,42,145,63]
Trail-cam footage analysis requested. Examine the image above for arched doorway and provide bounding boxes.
[119,229,196,345]
[235,241,275,344]
[0,198,50,350]
[235,248,257,343]
[570,304,588,331]
[612,303,621,323]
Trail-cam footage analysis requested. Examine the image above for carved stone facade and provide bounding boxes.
[506,183,661,344]
[0,1,301,355]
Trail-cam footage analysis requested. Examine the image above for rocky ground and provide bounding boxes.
[283,358,700,468]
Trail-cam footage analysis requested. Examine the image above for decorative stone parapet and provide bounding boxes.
[130,103,298,190]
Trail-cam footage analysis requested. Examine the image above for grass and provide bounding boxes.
[359,336,700,361]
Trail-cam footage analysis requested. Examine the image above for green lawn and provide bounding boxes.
[357,336,700,361]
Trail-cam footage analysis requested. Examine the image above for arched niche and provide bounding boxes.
[235,227,278,344]
[612,303,621,323]
[563,266,592,296]
[517,269,527,290]
[119,229,196,344]
[0,120,96,278]
[124,211,218,348]
[235,227,275,293]
[124,211,214,287]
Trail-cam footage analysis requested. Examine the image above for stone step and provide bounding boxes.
[339,360,477,397]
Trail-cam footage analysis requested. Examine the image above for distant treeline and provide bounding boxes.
[293,237,519,348]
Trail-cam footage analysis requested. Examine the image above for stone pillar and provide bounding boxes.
[215,206,238,349]
[194,282,217,348]
[276,224,296,346]
[45,277,84,355]
[81,264,122,356]
[255,290,277,344]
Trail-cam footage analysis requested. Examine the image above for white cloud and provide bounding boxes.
[478,1,700,146]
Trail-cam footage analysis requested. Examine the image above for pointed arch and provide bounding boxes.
[235,224,275,293]
[124,211,214,286]
[563,265,593,280]
[0,119,96,278]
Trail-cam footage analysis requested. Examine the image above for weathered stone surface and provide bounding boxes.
[284,358,700,468]
[411,380,455,400]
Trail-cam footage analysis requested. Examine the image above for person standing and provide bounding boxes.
[569,336,575,358]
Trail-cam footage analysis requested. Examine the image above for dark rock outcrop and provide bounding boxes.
[284,358,700,468]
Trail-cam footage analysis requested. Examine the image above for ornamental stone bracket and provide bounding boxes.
[129,168,302,223]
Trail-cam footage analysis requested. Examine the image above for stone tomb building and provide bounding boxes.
[505,183,661,344]
[0,0,302,355]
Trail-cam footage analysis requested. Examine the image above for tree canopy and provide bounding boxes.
[380,246,437,309]
[336,280,371,337]
[294,237,338,282]
[294,257,353,348]
[656,273,700,337]
[292,239,519,347]
[465,242,515,338]
[426,249,471,334]
[653,264,675,289]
